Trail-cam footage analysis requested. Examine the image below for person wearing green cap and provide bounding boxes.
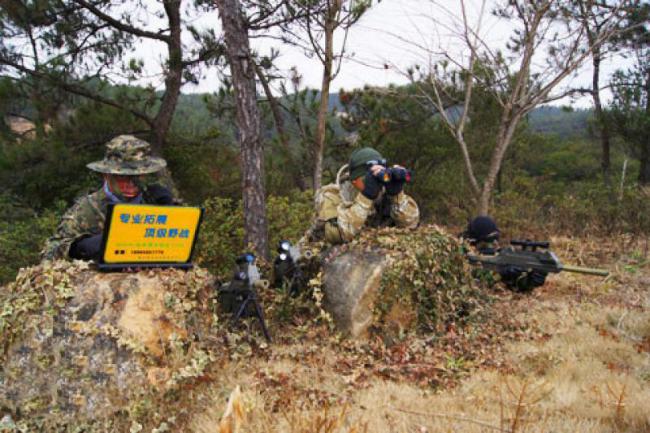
[41,135,177,261]
[304,147,419,244]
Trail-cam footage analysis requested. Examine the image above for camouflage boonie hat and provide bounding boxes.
[87,135,167,175]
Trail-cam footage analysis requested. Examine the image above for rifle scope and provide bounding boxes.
[511,239,550,250]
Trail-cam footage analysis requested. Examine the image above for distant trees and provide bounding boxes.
[399,0,633,215]
[606,2,649,185]
[574,1,617,182]
[608,39,649,184]
[609,64,649,185]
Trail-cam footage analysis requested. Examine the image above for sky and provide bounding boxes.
[128,0,632,106]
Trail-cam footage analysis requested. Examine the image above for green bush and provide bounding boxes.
[490,178,650,238]
[194,191,313,278]
[0,195,62,285]
[0,137,97,210]
[164,136,242,205]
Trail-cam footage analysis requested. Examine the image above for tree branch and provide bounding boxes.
[73,0,171,42]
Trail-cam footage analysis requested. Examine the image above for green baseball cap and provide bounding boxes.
[87,135,167,175]
[348,147,384,180]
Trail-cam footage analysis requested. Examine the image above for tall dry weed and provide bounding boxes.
[218,386,246,433]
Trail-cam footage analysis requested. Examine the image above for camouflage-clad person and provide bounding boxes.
[304,147,419,244]
[41,135,175,261]
[463,216,547,292]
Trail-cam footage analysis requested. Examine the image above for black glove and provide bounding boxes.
[384,174,404,197]
[361,171,383,200]
[69,234,103,261]
[527,270,547,288]
[499,265,525,284]
[500,266,547,293]
[146,184,174,205]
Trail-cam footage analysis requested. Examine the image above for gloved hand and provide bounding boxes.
[69,234,103,261]
[499,265,524,282]
[146,184,174,205]
[384,167,409,196]
[361,171,383,200]
[505,268,547,293]
[528,270,547,288]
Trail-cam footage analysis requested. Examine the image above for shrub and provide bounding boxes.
[490,178,650,238]
[0,195,62,285]
[195,191,313,278]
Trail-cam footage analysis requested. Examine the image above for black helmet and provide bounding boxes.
[466,216,500,243]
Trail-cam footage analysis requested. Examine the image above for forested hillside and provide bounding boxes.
[173,92,593,139]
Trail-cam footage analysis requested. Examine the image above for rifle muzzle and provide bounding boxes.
[253,279,270,289]
[560,264,609,277]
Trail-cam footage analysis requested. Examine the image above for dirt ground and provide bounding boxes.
[187,235,650,433]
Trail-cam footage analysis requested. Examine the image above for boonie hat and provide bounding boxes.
[87,135,166,175]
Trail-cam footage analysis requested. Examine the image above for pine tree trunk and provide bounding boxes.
[146,0,183,195]
[150,0,183,155]
[639,145,650,185]
[216,0,269,259]
[643,68,650,186]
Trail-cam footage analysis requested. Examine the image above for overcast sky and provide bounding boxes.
[130,0,631,106]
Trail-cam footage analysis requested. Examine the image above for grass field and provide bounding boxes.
[184,235,650,433]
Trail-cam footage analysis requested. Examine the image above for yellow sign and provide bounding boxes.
[102,204,202,264]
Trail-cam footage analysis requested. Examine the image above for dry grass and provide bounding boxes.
[187,236,650,433]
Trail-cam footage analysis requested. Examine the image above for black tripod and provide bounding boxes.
[231,286,271,342]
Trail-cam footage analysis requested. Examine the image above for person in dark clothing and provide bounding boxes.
[463,216,547,292]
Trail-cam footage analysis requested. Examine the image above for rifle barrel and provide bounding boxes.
[561,264,609,276]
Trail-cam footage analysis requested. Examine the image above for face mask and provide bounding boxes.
[106,175,142,201]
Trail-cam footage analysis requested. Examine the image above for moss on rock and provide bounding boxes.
[0,261,217,431]
[321,225,488,337]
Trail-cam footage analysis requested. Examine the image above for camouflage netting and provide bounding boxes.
[0,260,217,432]
[319,225,488,337]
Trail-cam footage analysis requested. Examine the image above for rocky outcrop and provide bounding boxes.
[321,225,481,338]
[0,261,215,431]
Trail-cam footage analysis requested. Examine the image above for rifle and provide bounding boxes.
[467,239,609,277]
[273,240,313,295]
[218,253,271,342]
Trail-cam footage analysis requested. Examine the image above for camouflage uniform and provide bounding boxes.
[41,135,170,260]
[305,178,420,245]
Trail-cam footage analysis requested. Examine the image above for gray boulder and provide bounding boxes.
[0,260,215,431]
[322,248,386,338]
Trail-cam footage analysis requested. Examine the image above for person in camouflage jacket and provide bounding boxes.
[304,147,419,244]
[41,135,175,261]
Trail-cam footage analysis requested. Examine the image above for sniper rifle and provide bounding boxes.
[467,239,609,277]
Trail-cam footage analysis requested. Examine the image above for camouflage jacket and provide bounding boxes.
[41,184,173,260]
[304,181,420,245]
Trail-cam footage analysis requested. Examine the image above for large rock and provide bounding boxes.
[322,249,386,338]
[0,260,215,431]
[321,225,483,338]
